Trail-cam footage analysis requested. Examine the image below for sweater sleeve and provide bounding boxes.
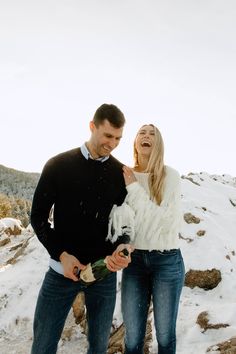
[30,158,66,260]
[106,203,135,244]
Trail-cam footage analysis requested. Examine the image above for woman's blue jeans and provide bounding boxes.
[31,267,117,354]
[121,249,185,354]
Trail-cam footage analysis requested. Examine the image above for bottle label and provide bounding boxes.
[80,263,96,283]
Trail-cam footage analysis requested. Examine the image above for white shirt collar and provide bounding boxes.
[81,143,109,162]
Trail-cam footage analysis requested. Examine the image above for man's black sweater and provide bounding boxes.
[31,148,127,264]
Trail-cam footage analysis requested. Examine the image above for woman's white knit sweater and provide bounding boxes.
[107,166,183,251]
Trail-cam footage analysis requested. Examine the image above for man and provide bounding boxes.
[30,103,130,354]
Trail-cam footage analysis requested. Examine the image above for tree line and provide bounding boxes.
[0,164,40,227]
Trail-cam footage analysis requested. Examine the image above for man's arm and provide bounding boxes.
[31,159,65,260]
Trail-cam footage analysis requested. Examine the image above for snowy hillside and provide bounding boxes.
[0,172,236,354]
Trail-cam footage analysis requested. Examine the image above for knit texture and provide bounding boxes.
[107,166,183,251]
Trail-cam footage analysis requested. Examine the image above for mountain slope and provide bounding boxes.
[0,164,40,200]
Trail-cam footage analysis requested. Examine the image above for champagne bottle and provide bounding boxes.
[78,247,130,285]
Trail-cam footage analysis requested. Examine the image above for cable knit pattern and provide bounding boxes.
[107,166,183,251]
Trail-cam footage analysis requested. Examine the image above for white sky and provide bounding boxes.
[0,0,235,176]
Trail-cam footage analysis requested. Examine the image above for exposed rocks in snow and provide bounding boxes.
[184,212,201,224]
[71,291,153,354]
[179,233,194,243]
[181,175,201,186]
[196,311,229,333]
[5,236,33,265]
[229,198,236,207]
[73,292,86,326]
[0,237,10,247]
[0,219,33,266]
[0,217,23,236]
[185,269,222,290]
[196,229,206,237]
[207,336,236,353]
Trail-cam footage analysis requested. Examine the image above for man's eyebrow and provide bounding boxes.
[104,132,122,138]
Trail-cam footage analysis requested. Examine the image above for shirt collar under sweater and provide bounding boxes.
[81,143,109,162]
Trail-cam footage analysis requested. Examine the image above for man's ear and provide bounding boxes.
[89,121,95,132]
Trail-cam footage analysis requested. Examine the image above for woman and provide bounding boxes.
[108,124,185,354]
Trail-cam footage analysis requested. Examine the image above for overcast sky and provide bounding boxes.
[0,0,235,176]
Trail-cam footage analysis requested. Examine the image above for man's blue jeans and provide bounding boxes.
[121,249,185,354]
[31,267,117,354]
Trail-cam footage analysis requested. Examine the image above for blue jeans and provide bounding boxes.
[121,249,185,354]
[31,267,117,354]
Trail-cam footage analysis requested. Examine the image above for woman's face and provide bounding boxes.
[135,125,155,157]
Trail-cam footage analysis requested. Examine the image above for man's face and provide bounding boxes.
[88,119,123,158]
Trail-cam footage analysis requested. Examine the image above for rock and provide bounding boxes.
[185,269,222,290]
[196,311,229,332]
[197,230,206,237]
[207,336,236,353]
[71,292,153,353]
[184,213,201,224]
[0,218,23,236]
[0,237,10,247]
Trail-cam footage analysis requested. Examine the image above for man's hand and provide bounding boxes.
[105,244,134,272]
[59,251,86,282]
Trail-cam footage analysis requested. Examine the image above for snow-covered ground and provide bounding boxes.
[1,172,236,354]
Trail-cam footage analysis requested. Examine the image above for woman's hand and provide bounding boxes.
[105,244,134,272]
[123,166,136,186]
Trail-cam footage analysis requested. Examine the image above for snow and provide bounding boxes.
[0,217,23,231]
[1,172,236,354]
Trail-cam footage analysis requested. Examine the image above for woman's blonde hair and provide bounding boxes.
[134,124,166,205]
